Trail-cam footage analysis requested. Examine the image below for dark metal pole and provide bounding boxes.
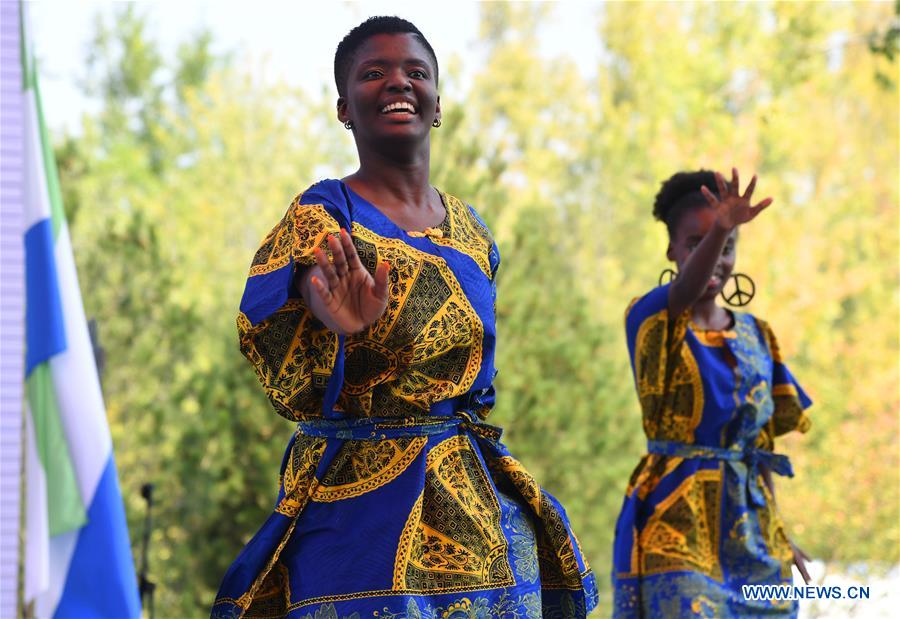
[87,319,105,377]
[138,483,155,619]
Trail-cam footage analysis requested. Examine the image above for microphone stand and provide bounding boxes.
[138,483,156,619]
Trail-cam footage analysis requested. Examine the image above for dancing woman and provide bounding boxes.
[212,16,598,619]
[611,169,812,618]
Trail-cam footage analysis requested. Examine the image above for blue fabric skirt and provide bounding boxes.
[213,414,598,618]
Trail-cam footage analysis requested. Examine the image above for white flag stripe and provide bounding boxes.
[23,405,49,602]
[34,531,78,618]
[49,225,112,504]
[22,80,57,610]
[24,90,51,231]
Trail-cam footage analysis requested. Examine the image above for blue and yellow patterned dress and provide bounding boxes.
[611,284,812,618]
[212,179,598,619]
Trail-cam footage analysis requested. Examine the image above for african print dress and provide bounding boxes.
[611,284,812,618]
[212,179,598,619]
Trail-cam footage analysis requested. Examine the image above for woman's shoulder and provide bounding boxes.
[433,189,500,278]
[293,178,345,208]
[439,190,492,232]
[740,312,779,349]
[625,284,671,325]
[283,179,352,227]
[731,309,770,335]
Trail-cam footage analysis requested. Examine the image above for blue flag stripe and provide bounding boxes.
[25,218,66,376]
[54,456,141,618]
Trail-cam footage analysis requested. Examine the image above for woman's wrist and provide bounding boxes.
[710,216,736,235]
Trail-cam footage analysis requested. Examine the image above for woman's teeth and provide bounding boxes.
[380,102,416,114]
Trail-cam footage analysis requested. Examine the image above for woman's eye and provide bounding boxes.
[363,70,383,79]
[409,70,427,79]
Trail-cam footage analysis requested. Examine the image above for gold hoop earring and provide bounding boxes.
[432,118,441,128]
[658,268,677,286]
[344,120,353,130]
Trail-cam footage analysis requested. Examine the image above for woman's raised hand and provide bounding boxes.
[308,229,390,334]
[701,168,773,230]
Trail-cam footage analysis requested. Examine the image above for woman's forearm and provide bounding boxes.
[668,221,732,315]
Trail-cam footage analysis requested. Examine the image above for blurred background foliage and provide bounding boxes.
[49,2,897,616]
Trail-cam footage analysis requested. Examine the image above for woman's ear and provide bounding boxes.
[336,97,348,124]
[666,243,675,262]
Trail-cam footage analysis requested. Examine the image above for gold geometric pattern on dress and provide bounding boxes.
[759,319,812,437]
[338,225,484,417]
[533,493,584,589]
[626,453,684,501]
[313,437,427,502]
[634,309,704,442]
[239,197,345,422]
[239,302,339,421]
[249,199,339,277]
[638,469,723,579]
[491,456,541,514]
[276,434,327,517]
[747,381,772,415]
[771,394,811,435]
[426,192,494,278]
[239,191,492,422]
[489,455,585,588]
[756,483,794,580]
[243,563,291,618]
[771,384,798,398]
[756,318,784,364]
[393,435,513,591]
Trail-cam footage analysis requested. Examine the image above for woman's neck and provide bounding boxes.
[348,141,433,211]
[691,299,732,330]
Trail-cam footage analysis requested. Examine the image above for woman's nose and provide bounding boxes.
[386,68,412,91]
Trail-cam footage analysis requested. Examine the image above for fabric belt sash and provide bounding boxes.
[646,439,794,507]
[297,410,503,445]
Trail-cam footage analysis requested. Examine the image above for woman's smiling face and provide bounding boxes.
[337,33,440,147]
[667,205,738,302]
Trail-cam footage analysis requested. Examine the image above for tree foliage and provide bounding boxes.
[55,3,897,616]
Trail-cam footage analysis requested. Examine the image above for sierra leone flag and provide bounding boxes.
[21,3,141,617]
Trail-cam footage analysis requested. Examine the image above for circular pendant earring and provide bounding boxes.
[720,272,755,306]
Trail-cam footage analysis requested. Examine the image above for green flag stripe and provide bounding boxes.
[26,364,87,536]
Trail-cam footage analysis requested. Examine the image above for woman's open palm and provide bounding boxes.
[701,167,773,229]
[309,229,390,334]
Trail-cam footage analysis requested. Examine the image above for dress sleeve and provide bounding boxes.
[236,189,348,421]
[756,319,812,439]
[624,283,692,438]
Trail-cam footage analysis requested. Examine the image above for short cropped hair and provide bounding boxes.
[334,16,439,97]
